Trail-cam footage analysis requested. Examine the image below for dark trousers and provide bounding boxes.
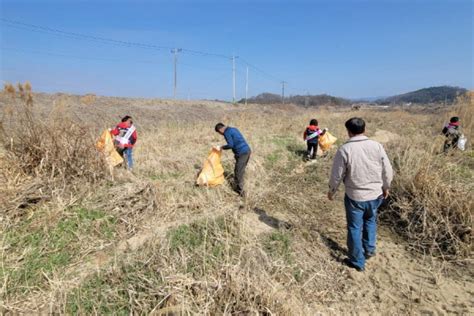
[443,136,460,152]
[307,142,318,159]
[234,151,251,195]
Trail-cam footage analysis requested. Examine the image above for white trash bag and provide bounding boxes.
[457,135,467,151]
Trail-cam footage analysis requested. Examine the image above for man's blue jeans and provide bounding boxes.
[344,194,384,269]
[123,148,134,170]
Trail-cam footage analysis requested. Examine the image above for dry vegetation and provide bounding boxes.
[80,93,97,106]
[381,94,473,259]
[0,84,472,314]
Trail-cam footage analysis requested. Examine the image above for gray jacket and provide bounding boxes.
[329,135,393,202]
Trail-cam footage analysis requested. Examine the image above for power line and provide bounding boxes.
[180,48,230,59]
[1,18,291,100]
[1,18,173,52]
[0,46,159,64]
[238,57,283,83]
[1,18,232,60]
[2,19,284,79]
[284,83,311,96]
[179,62,228,72]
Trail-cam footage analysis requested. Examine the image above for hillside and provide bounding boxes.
[377,86,468,105]
[243,93,351,107]
[243,86,469,107]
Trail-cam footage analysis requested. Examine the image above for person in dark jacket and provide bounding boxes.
[111,115,137,170]
[214,123,251,196]
[303,119,327,160]
[442,116,462,152]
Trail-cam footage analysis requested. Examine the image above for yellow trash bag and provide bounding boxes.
[319,132,338,152]
[96,129,124,167]
[196,148,225,187]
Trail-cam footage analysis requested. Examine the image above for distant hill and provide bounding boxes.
[242,93,350,107]
[376,86,467,105]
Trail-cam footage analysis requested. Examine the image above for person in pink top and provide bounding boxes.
[111,115,137,170]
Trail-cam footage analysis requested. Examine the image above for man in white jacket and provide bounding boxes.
[328,117,393,272]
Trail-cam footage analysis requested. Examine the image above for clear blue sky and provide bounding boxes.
[0,0,472,100]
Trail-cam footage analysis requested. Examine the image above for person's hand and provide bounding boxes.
[213,145,221,151]
[383,189,390,199]
[324,128,329,132]
[327,192,334,201]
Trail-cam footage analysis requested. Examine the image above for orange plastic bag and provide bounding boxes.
[319,132,338,151]
[196,148,225,187]
[96,129,124,167]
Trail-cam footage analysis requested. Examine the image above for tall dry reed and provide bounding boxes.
[382,97,473,260]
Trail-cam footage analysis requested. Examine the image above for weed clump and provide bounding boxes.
[382,97,473,260]
[1,83,104,180]
[0,83,107,219]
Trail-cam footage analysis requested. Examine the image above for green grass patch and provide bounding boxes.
[448,163,473,181]
[263,231,292,263]
[65,216,239,313]
[271,135,295,148]
[66,269,144,315]
[167,217,235,275]
[265,152,282,167]
[169,224,205,251]
[3,207,116,296]
[148,171,184,181]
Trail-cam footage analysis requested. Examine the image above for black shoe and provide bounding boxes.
[343,258,364,272]
[365,252,376,260]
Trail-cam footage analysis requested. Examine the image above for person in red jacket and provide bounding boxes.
[111,115,137,170]
[303,119,327,160]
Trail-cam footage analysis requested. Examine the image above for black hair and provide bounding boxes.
[215,123,226,132]
[121,115,132,122]
[345,117,366,135]
[309,119,318,126]
[450,116,460,123]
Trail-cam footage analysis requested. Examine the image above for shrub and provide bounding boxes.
[0,83,105,182]
[382,98,473,260]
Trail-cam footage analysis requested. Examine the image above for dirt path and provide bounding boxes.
[232,187,473,314]
[297,156,474,314]
[316,216,473,314]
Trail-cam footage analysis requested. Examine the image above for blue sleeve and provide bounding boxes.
[222,130,234,150]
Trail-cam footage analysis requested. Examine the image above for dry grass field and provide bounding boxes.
[0,85,473,314]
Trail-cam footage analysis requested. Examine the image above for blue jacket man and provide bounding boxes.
[214,123,251,196]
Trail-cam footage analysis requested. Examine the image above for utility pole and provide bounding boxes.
[281,81,286,104]
[232,55,238,103]
[172,48,182,99]
[245,66,249,105]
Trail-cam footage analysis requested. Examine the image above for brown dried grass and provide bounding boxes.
[382,96,473,260]
[0,83,107,220]
[80,93,96,106]
[0,90,472,313]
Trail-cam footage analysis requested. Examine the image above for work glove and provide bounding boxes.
[213,145,222,151]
